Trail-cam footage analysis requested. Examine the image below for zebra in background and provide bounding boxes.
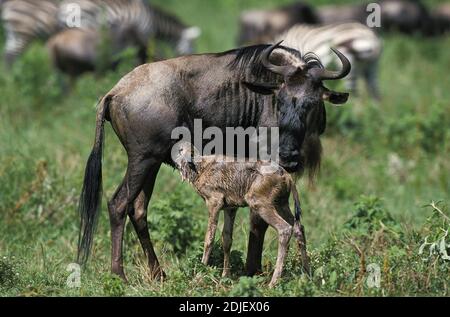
[147,4,201,56]
[276,23,383,100]
[1,0,201,67]
[47,0,200,81]
[58,0,201,59]
[1,0,60,66]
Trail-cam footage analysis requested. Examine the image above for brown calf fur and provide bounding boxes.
[174,142,310,287]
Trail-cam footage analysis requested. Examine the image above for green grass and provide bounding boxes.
[0,0,449,297]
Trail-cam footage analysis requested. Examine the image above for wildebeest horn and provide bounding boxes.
[311,48,351,81]
[261,41,299,77]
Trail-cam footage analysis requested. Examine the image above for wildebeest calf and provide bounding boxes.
[173,142,310,287]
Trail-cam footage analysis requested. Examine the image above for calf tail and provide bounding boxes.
[290,179,302,223]
[77,95,111,266]
[290,178,311,275]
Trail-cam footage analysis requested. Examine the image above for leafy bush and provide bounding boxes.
[344,195,402,237]
[149,191,203,255]
[229,277,263,297]
[102,274,126,297]
[419,201,450,263]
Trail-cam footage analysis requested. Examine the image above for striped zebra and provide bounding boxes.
[1,0,60,65]
[147,4,201,56]
[1,0,200,66]
[58,0,200,55]
[276,23,382,100]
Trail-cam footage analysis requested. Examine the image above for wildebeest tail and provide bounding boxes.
[77,95,111,265]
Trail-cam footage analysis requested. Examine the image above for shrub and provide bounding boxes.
[149,191,203,256]
[102,274,126,297]
[418,201,450,263]
[229,276,263,297]
[344,195,402,237]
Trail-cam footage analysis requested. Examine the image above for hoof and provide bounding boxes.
[268,281,277,288]
[151,267,166,282]
[112,270,128,283]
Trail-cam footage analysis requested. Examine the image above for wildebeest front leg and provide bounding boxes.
[107,156,157,281]
[202,200,222,265]
[245,211,268,276]
[128,164,165,280]
[222,208,237,277]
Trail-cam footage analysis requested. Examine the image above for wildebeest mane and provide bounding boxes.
[219,44,302,79]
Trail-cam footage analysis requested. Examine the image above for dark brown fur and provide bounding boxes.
[77,43,350,281]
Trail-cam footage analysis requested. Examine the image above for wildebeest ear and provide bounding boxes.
[322,89,349,105]
[242,81,279,95]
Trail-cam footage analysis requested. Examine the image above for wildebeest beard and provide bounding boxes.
[277,89,324,180]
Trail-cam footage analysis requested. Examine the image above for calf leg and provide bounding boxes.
[253,205,292,288]
[278,204,310,275]
[107,155,158,281]
[293,220,310,275]
[127,164,165,280]
[245,211,268,276]
[202,200,223,265]
[222,208,237,277]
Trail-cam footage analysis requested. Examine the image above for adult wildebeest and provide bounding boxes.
[430,4,450,35]
[378,0,431,34]
[77,42,350,280]
[47,28,101,83]
[317,3,367,25]
[47,25,142,86]
[238,2,320,45]
[173,142,310,287]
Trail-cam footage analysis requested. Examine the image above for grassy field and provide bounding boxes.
[0,0,449,297]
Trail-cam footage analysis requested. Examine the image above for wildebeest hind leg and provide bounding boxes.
[107,156,158,281]
[128,163,165,281]
[245,211,268,276]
